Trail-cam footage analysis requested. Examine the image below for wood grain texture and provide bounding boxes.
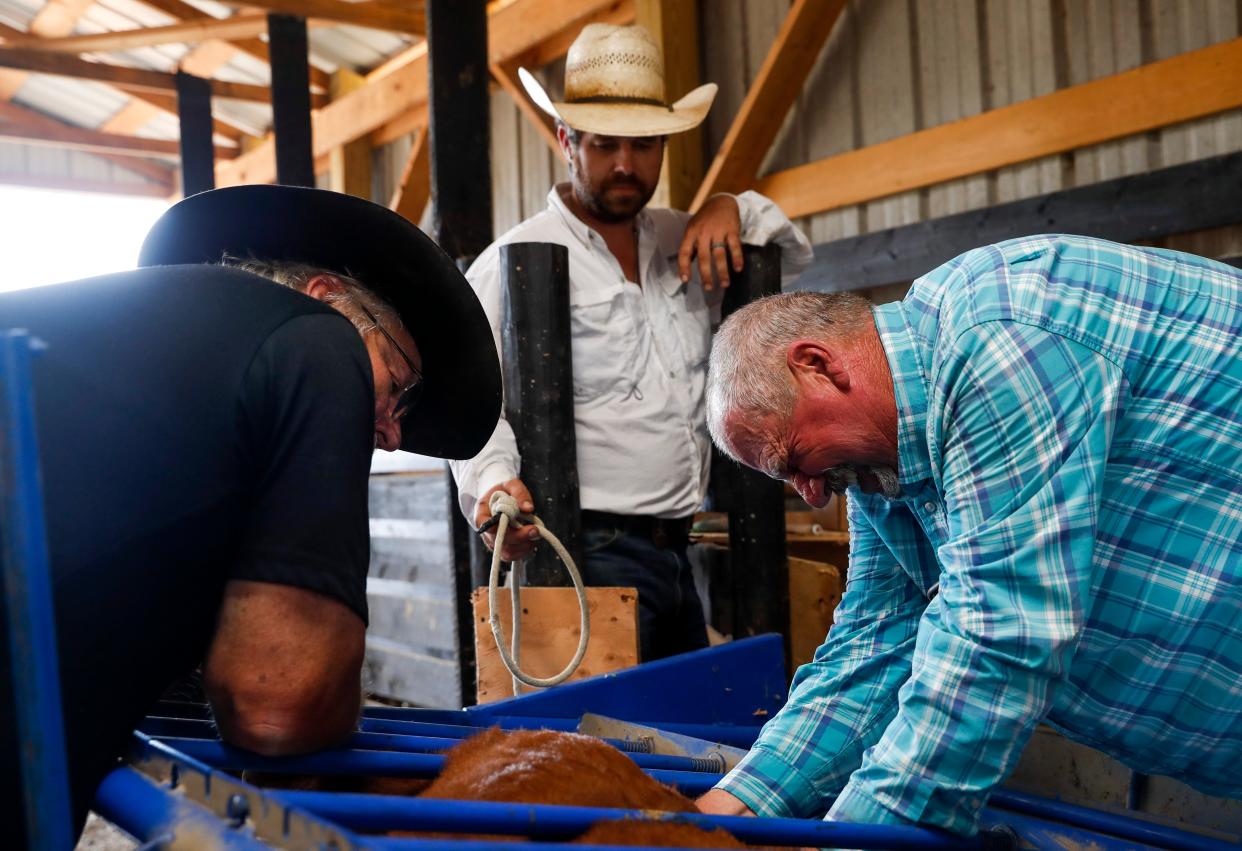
[472,586,639,703]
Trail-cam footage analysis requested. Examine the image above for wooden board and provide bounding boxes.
[472,586,639,703]
[788,556,842,669]
[793,150,1242,292]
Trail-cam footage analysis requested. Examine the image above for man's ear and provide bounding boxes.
[556,124,575,164]
[303,273,347,302]
[787,339,850,392]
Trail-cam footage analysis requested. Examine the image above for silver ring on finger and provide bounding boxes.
[710,241,728,249]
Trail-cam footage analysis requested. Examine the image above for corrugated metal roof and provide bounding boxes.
[0,0,424,193]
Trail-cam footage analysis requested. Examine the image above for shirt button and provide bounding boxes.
[923,501,938,513]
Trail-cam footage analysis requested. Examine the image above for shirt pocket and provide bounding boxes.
[678,280,714,374]
[569,292,637,402]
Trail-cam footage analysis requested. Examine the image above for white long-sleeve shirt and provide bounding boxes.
[449,185,813,520]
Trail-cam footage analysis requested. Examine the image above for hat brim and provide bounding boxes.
[520,67,716,137]
[137,185,501,460]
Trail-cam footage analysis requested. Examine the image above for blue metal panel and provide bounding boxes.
[275,791,995,850]
[0,329,73,851]
[465,635,787,726]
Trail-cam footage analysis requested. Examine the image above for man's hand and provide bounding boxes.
[696,788,755,817]
[475,478,540,561]
[678,194,744,290]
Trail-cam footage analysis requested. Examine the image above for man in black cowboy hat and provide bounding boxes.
[0,185,500,843]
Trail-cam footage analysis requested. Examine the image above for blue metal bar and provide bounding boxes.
[147,726,722,773]
[361,710,763,749]
[0,329,73,851]
[94,767,272,850]
[276,790,991,850]
[989,790,1241,851]
[156,739,721,793]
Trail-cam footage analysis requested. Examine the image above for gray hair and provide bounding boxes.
[221,255,400,338]
[706,291,873,460]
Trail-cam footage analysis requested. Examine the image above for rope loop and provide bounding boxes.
[487,491,590,691]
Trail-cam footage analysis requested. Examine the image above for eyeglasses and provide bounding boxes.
[358,303,423,421]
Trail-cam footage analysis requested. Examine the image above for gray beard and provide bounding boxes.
[822,464,902,499]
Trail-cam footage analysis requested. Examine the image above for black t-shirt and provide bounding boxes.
[0,265,374,840]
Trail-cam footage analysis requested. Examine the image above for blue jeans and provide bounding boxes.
[580,525,709,662]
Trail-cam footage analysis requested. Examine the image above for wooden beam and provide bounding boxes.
[132,0,331,91]
[0,104,234,159]
[0,170,173,197]
[29,0,94,38]
[219,0,621,185]
[7,13,331,53]
[500,0,634,71]
[389,124,429,225]
[230,0,423,33]
[793,152,1242,293]
[637,0,702,210]
[692,0,845,211]
[0,98,177,186]
[761,36,1242,220]
[489,61,558,154]
[328,68,371,198]
[0,47,274,102]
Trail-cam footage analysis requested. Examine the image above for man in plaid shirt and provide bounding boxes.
[698,235,1242,834]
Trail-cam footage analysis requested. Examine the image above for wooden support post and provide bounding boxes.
[717,244,788,649]
[500,242,584,587]
[328,68,372,199]
[174,71,214,196]
[635,0,702,211]
[388,124,430,224]
[267,13,314,187]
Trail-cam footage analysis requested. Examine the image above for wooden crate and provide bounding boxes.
[788,556,843,669]
[472,586,639,703]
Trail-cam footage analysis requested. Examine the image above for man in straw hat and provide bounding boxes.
[451,23,813,661]
[0,185,500,844]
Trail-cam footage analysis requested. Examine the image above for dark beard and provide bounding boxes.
[575,177,655,223]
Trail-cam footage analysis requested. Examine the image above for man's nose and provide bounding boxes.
[612,144,635,173]
[375,416,402,452]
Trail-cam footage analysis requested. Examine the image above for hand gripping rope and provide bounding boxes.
[486,491,590,694]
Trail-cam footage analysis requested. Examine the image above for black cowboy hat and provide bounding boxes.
[138,184,501,460]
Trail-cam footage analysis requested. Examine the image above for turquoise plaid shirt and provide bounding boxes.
[717,235,1242,834]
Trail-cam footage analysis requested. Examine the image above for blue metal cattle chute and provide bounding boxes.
[4,324,1239,851]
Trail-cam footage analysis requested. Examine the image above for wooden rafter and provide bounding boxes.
[0,47,278,102]
[218,0,623,185]
[490,61,558,154]
[28,0,94,38]
[0,99,176,188]
[327,68,371,198]
[501,0,633,71]
[0,101,235,159]
[6,13,331,54]
[389,124,429,224]
[134,0,330,92]
[692,0,846,210]
[227,0,423,33]
[757,36,1242,219]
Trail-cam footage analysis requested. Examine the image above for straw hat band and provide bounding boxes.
[566,94,673,111]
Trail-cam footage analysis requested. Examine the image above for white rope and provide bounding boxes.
[487,491,590,692]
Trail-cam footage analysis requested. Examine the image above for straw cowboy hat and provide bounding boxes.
[519,23,717,138]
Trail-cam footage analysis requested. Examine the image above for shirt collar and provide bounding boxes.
[872,301,933,487]
[547,183,665,290]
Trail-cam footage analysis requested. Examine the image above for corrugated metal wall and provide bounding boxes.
[703,0,1242,255]
[376,0,1242,266]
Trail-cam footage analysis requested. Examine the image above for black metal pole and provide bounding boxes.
[426,0,494,705]
[716,243,789,649]
[500,242,583,586]
[266,13,314,187]
[426,0,492,260]
[174,71,214,196]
